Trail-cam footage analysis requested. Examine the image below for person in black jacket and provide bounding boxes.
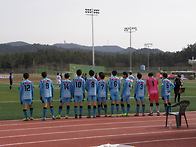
[174,74,183,103]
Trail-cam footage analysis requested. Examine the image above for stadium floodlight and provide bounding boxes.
[124,27,137,72]
[85,8,100,67]
[144,43,153,71]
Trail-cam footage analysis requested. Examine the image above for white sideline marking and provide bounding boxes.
[0,128,196,146]
[0,119,164,132]
[123,136,196,145]
[0,124,163,139]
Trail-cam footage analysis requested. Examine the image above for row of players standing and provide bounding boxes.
[19,69,176,121]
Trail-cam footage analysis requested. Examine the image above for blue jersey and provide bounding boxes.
[72,76,85,97]
[86,77,98,96]
[19,79,34,101]
[134,79,146,98]
[121,78,133,97]
[161,78,174,97]
[108,76,121,94]
[97,79,108,98]
[39,78,53,98]
[60,79,72,99]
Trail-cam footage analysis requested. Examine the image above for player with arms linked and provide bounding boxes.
[56,73,73,119]
[39,72,55,121]
[72,69,85,118]
[86,70,98,118]
[19,73,34,121]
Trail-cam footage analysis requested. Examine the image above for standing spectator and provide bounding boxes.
[174,74,183,103]
[9,72,13,90]
[56,73,61,86]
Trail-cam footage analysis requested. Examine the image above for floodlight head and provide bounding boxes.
[144,43,153,48]
[85,8,100,15]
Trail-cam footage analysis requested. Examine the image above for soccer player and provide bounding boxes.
[174,74,183,103]
[72,69,85,118]
[108,70,121,116]
[56,73,72,119]
[134,73,146,116]
[56,72,62,87]
[146,72,160,116]
[39,72,55,121]
[97,72,108,117]
[19,73,34,121]
[129,72,135,82]
[86,70,98,118]
[9,72,13,90]
[161,73,175,113]
[121,72,133,116]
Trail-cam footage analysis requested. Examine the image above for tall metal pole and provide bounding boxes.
[144,43,153,71]
[124,27,137,72]
[85,8,100,67]
[91,11,95,66]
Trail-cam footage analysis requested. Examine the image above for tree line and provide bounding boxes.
[0,43,195,72]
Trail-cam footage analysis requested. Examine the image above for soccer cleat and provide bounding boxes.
[29,117,34,120]
[23,118,29,121]
[96,115,100,117]
[65,115,68,119]
[52,116,56,120]
[56,114,61,119]
[142,113,145,116]
[148,113,153,116]
[75,114,78,119]
[42,117,46,121]
[79,114,82,119]
[134,113,139,116]
[104,114,108,117]
[157,112,160,116]
[86,115,91,118]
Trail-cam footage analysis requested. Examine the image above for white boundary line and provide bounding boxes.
[122,136,196,145]
[0,128,196,146]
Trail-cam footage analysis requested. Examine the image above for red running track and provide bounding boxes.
[0,112,196,147]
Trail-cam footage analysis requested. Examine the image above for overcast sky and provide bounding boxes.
[0,0,196,51]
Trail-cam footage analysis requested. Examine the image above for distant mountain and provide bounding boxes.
[5,41,30,46]
[0,41,163,54]
[53,43,127,53]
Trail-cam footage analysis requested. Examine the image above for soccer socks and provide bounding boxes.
[142,104,145,114]
[121,104,125,114]
[66,105,70,115]
[104,104,107,115]
[23,109,28,119]
[136,104,140,114]
[58,106,63,115]
[127,104,130,114]
[87,105,91,117]
[111,104,114,115]
[98,104,101,115]
[74,106,78,115]
[50,106,54,116]
[43,107,47,118]
[116,104,119,114]
[93,106,96,117]
[79,106,83,116]
[29,108,33,117]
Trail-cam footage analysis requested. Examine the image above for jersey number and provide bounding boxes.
[24,85,30,91]
[76,81,81,88]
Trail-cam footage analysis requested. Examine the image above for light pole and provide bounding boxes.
[85,8,100,67]
[124,27,137,72]
[144,43,153,71]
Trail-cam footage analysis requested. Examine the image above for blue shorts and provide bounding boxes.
[97,97,107,103]
[135,96,144,102]
[22,99,32,105]
[162,95,170,101]
[121,96,130,103]
[110,93,119,102]
[60,97,71,104]
[43,97,52,103]
[74,96,83,103]
[87,96,97,103]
